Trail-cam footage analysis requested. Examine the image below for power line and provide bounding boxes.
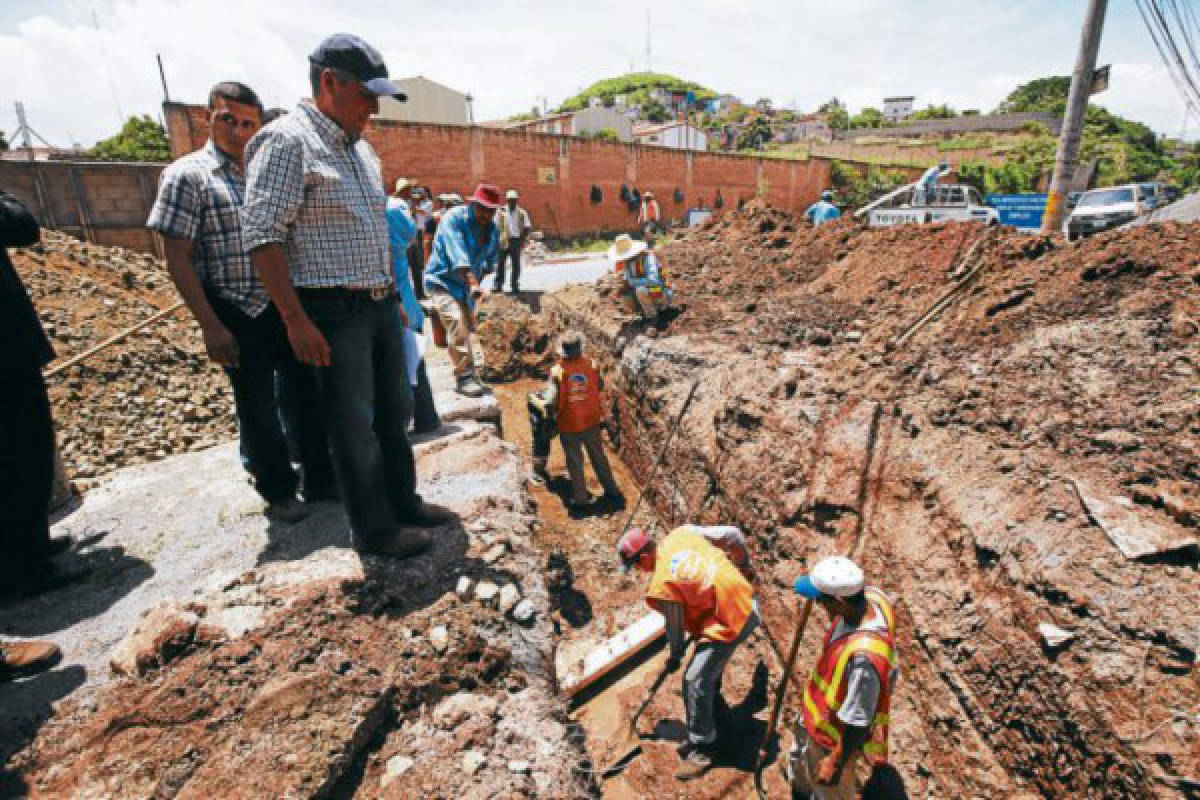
[1135,0,1200,116]
[91,6,126,125]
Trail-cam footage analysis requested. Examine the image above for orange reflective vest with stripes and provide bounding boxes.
[552,357,604,434]
[801,587,897,765]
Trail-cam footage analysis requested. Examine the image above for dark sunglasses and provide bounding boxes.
[214,112,259,130]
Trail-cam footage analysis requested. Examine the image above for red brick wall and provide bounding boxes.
[164,103,836,236]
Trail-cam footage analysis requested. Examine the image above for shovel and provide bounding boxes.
[753,597,814,800]
[599,636,694,780]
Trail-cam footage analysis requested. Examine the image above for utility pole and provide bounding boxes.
[1042,0,1108,233]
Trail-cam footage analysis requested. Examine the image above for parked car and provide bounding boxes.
[858,183,999,228]
[1138,182,1168,211]
[1063,184,1148,241]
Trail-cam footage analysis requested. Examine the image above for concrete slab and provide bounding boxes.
[1072,478,1198,561]
[0,350,508,766]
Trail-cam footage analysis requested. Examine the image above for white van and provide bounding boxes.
[1063,185,1147,241]
[859,184,999,228]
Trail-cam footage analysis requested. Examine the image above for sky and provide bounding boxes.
[0,0,1192,148]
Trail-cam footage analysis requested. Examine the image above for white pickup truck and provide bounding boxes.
[856,183,999,228]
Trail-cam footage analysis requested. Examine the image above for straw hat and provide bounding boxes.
[607,233,648,264]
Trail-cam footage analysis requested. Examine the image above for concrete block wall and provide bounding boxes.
[164,102,842,238]
[0,160,164,255]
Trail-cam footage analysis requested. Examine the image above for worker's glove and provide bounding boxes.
[663,655,682,675]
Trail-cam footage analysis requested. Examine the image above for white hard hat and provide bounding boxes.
[506,189,519,200]
[794,556,865,599]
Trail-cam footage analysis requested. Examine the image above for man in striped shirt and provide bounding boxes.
[242,34,451,558]
[147,81,333,524]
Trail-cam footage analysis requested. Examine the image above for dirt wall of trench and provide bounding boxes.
[543,206,1199,798]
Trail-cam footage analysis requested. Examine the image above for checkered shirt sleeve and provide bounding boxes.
[146,160,202,243]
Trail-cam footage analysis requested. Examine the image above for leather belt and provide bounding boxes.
[299,286,394,301]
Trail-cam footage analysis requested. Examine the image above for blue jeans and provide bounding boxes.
[208,293,333,504]
[298,290,418,542]
[684,608,760,745]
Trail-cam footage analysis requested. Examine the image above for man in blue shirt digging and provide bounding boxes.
[424,183,500,398]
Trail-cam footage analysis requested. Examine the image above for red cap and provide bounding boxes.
[617,526,653,572]
[468,183,502,209]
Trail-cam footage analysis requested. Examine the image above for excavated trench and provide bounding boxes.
[478,207,1200,799]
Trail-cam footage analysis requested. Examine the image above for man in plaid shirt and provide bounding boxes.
[243,34,451,558]
[147,81,333,524]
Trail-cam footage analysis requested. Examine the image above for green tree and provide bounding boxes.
[642,100,670,123]
[91,115,170,162]
[581,127,620,142]
[849,107,885,129]
[825,106,850,131]
[735,115,773,150]
[995,76,1071,113]
[0,130,7,151]
[910,104,958,120]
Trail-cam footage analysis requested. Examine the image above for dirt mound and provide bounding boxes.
[12,231,233,486]
[545,203,1199,798]
[476,293,557,380]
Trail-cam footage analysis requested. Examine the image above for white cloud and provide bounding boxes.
[0,0,1192,147]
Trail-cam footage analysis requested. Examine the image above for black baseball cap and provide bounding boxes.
[309,33,407,100]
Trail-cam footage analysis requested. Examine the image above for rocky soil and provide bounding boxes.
[12,231,234,486]
[9,425,594,799]
[546,204,1199,798]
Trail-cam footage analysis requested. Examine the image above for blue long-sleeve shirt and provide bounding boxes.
[805,200,841,227]
[385,197,423,330]
[423,203,499,308]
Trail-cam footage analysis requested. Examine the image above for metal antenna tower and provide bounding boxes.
[13,102,54,160]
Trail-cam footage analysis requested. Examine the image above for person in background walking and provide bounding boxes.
[386,181,441,434]
[494,188,531,294]
[242,33,452,559]
[542,331,623,509]
[638,189,662,238]
[148,81,335,524]
[423,183,500,398]
[805,190,842,228]
[407,185,430,300]
[0,189,86,600]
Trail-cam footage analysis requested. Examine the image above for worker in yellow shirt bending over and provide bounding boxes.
[617,524,759,771]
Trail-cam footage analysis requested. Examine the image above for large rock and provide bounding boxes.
[109,602,209,677]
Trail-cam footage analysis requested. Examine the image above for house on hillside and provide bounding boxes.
[633,120,708,151]
[506,107,633,141]
[882,95,915,123]
[377,76,469,125]
[776,113,832,143]
[710,94,740,113]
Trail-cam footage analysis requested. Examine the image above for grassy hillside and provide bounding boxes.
[559,72,716,115]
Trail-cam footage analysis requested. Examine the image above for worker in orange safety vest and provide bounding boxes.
[617,523,760,773]
[788,556,898,799]
[535,330,624,509]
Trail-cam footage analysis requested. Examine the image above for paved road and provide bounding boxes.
[487,253,610,293]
